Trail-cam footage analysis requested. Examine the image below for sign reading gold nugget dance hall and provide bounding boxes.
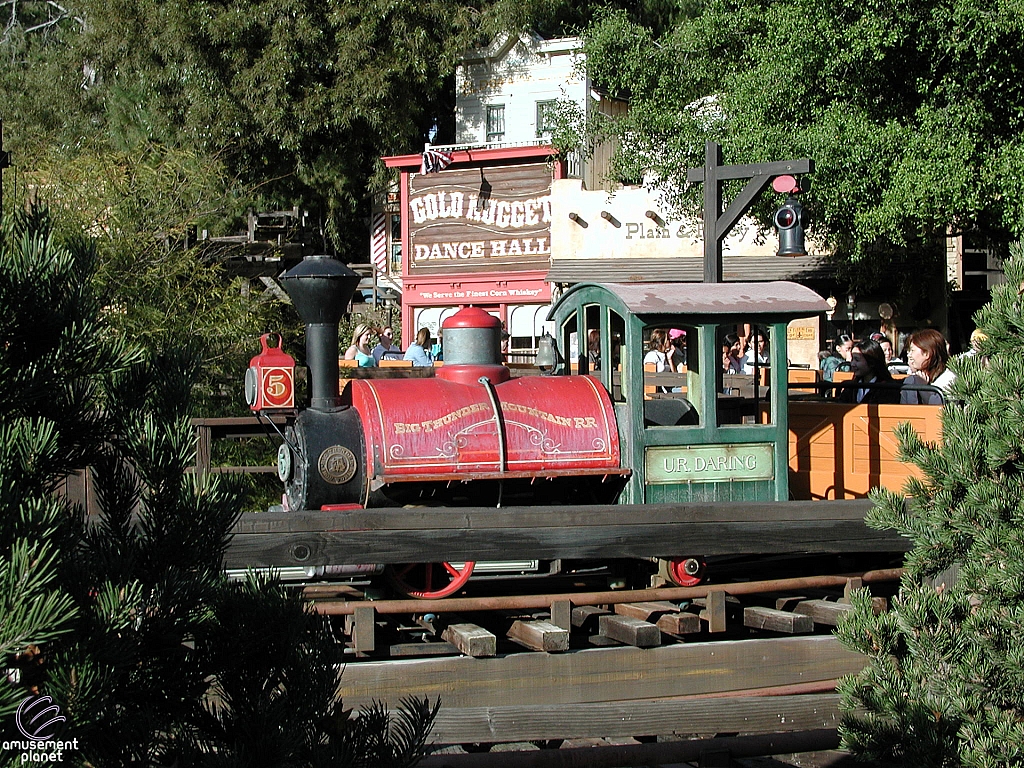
[408,163,552,274]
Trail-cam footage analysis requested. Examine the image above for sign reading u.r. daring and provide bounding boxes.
[644,444,775,484]
[409,163,552,274]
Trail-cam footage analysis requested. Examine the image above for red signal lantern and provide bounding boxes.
[245,334,295,411]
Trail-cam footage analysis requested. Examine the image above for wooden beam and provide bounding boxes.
[507,620,569,652]
[226,499,906,569]
[334,636,864,709]
[424,693,843,744]
[388,641,459,657]
[700,591,727,633]
[656,611,702,635]
[418,730,842,768]
[597,615,661,647]
[441,623,497,658]
[743,606,814,634]
[614,600,700,635]
[793,599,854,626]
[614,600,678,622]
[351,605,376,654]
[571,604,611,630]
[549,599,572,631]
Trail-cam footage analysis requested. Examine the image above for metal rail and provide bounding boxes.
[311,567,903,615]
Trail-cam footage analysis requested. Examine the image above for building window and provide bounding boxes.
[486,105,505,143]
[536,100,558,136]
[389,214,402,275]
[389,243,402,276]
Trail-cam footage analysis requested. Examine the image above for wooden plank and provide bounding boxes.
[656,612,702,635]
[700,590,727,633]
[388,642,459,658]
[335,636,864,709]
[351,605,376,654]
[615,600,701,635]
[424,693,844,744]
[597,615,661,647]
[549,599,572,631]
[234,500,881,532]
[507,620,569,652]
[226,499,907,568]
[614,600,680,622]
[793,599,854,626]
[571,605,610,630]
[441,623,497,658]
[744,606,814,634]
[843,576,863,601]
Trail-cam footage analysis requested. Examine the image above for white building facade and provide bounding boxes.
[455,34,586,148]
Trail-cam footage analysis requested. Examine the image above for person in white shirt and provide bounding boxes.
[644,328,671,372]
[741,329,770,374]
[900,328,955,404]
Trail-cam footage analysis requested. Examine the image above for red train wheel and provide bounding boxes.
[668,557,706,587]
[386,561,476,599]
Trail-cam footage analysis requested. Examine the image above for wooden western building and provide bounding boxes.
[383,145,564,360]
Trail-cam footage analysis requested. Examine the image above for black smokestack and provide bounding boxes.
[279,255,360,411]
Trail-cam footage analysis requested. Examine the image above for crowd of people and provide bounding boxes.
[819,328,958,404]
[342,325,438,368]
[719,327,770,375]
[343,321,964,404]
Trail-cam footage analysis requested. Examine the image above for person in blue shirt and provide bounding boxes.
[344,323,376,367]
[404,327,434,367]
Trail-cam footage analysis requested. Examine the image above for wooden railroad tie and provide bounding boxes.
[614,600,701,635]
[691,591,729,633]
[388,641,459,658]
[507,620,569,652]
[597,615,661,648]
[791,599,854,626]
[743,606,814,634]
[441,623,497,658]
[775,594,887,627]
[350,605,376,654]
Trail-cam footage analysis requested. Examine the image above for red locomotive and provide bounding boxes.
[271,257,627,514]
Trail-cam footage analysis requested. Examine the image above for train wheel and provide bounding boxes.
[667,557,706,587]
[386,561,476,599]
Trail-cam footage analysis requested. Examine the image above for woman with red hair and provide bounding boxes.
[900,328,955,404]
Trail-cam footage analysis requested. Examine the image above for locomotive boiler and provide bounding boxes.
[270,255,628,514]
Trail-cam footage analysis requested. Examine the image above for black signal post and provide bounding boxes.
[687,141,813,283]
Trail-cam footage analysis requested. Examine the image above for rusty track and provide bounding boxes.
[311,567,903,615]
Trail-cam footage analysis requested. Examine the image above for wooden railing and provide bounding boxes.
[788,400,942,499]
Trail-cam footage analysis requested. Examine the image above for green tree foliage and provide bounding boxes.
[8,140,287,414]
[580,1,1024,262]
[0,206,137,722]
[837,242,1024,766]
[0,208,436,764]
[1,0,491,254]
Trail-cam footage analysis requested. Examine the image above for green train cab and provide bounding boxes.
[548,282,829,505]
